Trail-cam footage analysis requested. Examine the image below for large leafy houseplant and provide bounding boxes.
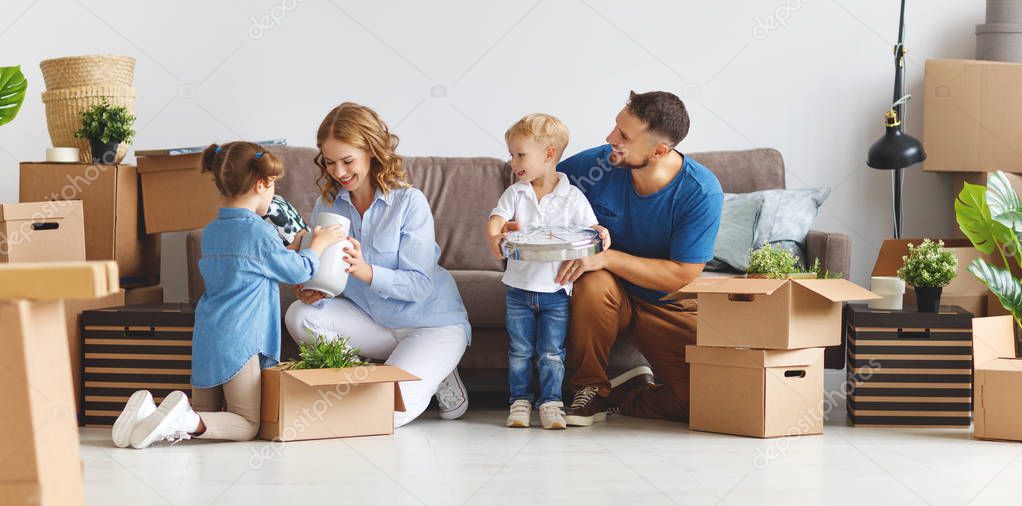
[0,65,27,126]
[955,171,1022,327]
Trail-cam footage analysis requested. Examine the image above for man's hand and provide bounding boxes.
[556,251,611,285]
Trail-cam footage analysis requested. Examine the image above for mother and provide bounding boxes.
[284,102,470,427]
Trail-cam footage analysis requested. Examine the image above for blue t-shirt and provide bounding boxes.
[557,144,723,303]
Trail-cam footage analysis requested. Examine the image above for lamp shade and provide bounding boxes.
[868,123,927,170]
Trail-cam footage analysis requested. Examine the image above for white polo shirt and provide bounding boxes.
[490,172,599,295]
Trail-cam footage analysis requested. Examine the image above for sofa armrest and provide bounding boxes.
[186,229,205,303]
[805,229,851,280]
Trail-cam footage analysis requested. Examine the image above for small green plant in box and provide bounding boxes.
[284,334,366,370]
[896,239,957,312]
[747,244,842,279]
[74,99,135,164]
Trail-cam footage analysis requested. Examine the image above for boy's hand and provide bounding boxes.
[308,225,346,257]
[592,224,611,251]
[489,231,508,259]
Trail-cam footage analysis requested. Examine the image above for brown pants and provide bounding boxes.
[568,270,697,421]
[191,355,261,441]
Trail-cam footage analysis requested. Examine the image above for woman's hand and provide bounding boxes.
[343,237,374,284]
[294,284,329,305]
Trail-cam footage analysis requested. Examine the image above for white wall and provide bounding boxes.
[0,0,985,301]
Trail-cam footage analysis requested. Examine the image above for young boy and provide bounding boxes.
[487,113,609,429]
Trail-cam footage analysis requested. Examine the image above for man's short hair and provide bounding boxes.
[625,90,690,147]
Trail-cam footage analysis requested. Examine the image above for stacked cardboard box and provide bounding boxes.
[666,277,878,438]
[845,304,973,427]
[135,150,222,234]
[0,261,119,506]
[79,304,195,426]
[972,316,1022,442]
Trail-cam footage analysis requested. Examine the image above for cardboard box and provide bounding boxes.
[923,59,1022,173]
[135,151,221,234]
[0,261,119,300]
[64,290,126,413]
[0,201,86,263]
[0,300,84,506]
[19,162,160,287]
[124,284,164,305]
[687,345,824,438]
[259,364,418,441]
[80,304,195,426]
[972,315,1022,441]
[873,238,990,316]
[667,278,878,349]
[845,304,973,427]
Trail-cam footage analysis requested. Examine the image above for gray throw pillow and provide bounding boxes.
[706,196,763,272]
[724,187,830,263]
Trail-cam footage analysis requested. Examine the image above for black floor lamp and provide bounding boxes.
[867,0,926,239]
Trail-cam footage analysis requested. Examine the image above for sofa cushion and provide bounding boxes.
[452,270,506,328]
[405,157,512,272]
[691,148,785,193]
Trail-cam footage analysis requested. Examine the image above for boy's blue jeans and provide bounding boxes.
[505,286,569,406]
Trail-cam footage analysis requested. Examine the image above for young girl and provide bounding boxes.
[111,141,345,449]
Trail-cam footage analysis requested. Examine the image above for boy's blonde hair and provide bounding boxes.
[504,113,570,162]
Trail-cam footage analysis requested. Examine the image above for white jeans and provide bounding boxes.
[284,298,467,428]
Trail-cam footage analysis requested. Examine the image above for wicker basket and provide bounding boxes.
[42,85,136,163]
[40,55,136,91]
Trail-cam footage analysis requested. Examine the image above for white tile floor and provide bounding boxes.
[80,372,1022,506]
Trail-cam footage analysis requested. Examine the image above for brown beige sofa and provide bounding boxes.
[186,146,851,391]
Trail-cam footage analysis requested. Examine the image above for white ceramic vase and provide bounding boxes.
[868,276,906,311]
[300,212,352,298]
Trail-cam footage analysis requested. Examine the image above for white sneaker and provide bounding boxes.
[539,401,566,430]
[130,390,201,449]
[506,399,532,428]
[436,369,469,420]
[112,390,157,448]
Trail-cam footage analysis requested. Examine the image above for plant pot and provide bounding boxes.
[914,286,943,313]
[89,138,119,164]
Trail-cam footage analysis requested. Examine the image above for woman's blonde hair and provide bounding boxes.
[314,102,408,203]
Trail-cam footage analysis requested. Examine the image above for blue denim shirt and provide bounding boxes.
[312,187,471,343]
[191,207,320,388]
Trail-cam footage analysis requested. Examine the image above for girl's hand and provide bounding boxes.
[343,237,373,284]
[592,224,611,251]
[286,229,308,251]
[309,225,346,257]
[294,284,329,305]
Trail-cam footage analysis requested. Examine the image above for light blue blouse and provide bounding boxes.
[312,187,471,343]
[191,207,319,388]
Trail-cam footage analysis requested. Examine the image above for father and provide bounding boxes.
[554,90,723,426]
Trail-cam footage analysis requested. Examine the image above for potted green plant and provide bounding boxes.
[955,171,1022,328]
[283,334,365,370]
[896,239,957,312]
[0,65,27,127]
[74,99,135,164]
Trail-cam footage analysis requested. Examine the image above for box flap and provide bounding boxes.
[664,277,786,301]
[973,315,1018,367]
[0,200,80,221]
[790,279,880,302]
[284,364,420,387]
[685,345,822,369]
[136,152,202,174]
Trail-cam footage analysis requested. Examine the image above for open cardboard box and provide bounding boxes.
[665,278,878,349]
[972,315,1022,442]
[687,345,824,438]
[0,200,86,263]
[259,364,419,442]
[873,238,990,316]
